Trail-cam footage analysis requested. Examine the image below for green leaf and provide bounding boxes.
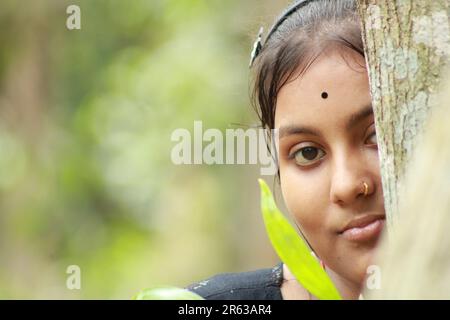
[133,286,205,300]
[258,179,342,300]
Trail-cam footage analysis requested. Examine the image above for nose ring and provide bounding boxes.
[362,181,369,197]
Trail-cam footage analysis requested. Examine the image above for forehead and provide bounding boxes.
[274,50,370,129]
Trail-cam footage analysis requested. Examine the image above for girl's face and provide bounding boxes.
[275,49,386,287]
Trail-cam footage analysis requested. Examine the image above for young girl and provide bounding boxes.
[187,0,386,300]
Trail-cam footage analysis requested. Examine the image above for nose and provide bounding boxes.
[329,149,371,206]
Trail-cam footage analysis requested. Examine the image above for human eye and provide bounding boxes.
[289,145,326,167]
[365,130,378,146]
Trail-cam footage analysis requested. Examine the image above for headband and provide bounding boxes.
[249,0,316,68]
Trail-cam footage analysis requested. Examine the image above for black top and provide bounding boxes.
[185,262,284,300]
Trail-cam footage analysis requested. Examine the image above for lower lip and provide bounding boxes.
[341,219,385,242]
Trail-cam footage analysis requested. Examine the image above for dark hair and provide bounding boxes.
[250,0,364,131]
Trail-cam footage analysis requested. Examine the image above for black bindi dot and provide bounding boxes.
[321,91,328,99]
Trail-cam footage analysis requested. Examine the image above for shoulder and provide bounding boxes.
[185,262,284,300]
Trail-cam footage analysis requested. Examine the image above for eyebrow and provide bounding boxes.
[278,104,374,139]
[345,104,374,131]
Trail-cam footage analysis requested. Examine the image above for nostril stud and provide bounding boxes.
[362,182,369,196]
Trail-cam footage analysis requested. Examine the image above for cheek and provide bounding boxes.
[279,166,327,234]
[366,148,383,191]
[369,150,385,207]
[368,147,380,166]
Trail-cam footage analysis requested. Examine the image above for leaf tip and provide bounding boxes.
[258,178,269,194]
[257,178,265,187]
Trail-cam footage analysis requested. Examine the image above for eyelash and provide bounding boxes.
[288,146,326,167]
[288,131,378,167]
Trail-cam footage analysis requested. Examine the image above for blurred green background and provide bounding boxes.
[0,0,291,298]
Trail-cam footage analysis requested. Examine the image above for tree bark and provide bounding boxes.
[357,0,449,229]
[371,70,450,299]
[357,0,450,298]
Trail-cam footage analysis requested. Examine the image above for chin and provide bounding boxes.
[330,240,379,286]
[353,246,379,284]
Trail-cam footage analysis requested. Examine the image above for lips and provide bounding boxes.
[339,214,385,242]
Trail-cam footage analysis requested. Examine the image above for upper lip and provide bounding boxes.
[339,214,386,234]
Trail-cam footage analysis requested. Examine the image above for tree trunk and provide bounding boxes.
[358,0,449,228]
[372,71,450,299]
[357,0,450,298]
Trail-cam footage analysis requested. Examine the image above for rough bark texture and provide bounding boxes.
[357,0,449,229]
[357,0,450,298]
[369,69,450,299]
